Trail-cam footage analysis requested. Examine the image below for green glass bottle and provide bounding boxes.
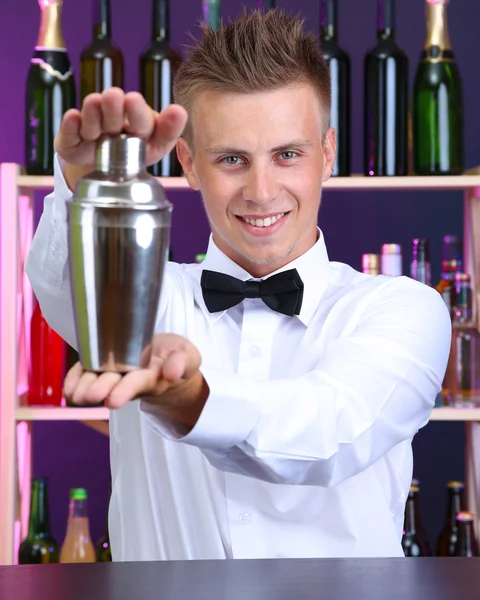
[320,0,351,176]
[140,0,182,177]
[413,0,463,175]
[79,0,124,103]
[25,0,76,175]
[203,0,220,31]
[18,478,59,564]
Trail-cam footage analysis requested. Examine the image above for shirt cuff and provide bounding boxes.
[138,366,262,451]
[53,153,73,221]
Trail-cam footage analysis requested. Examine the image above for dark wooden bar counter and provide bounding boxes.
[0,558,479,599]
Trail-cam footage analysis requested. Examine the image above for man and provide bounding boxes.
[26,9,451,560]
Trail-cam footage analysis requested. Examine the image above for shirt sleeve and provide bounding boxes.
[140,278,452,487]
[25,153,78,348]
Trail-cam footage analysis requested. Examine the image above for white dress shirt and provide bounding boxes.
[25,155,452,560]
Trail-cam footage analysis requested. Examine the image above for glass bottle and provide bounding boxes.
[410,238,431,286]
[28,301,65,406]
[140,0,182,177]
[413,0,463,175]
[25,0,76,175]
[362,253,380,275]
[79,0,124,102]
[320,0,351,176]
[444,273,480,407]
[401,483,432,557]
[60,488,96,563]
[18,478,59,564]
[203,0,221,31]
[437,480,465,556]
[435,234,463,319]
[454,512,479,557]
[364,0,408,176]
[380,243,402,276]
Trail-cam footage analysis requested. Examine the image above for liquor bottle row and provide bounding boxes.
[18,478,111,564]
[324,0,463,178]
[402,479,478,557]
[25,0,464,180]
[362,235,480,408]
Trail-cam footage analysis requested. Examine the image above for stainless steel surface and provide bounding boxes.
[67,133,172,373]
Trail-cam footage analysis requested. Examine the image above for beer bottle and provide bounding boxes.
[454,512,479,557]
[436,480,465,556]
[401,483,432,556]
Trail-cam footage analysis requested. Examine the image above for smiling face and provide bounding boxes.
[177,84,336,277]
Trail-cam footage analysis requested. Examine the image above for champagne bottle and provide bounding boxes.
[25,0,76,175]
[437,480,465,556]
[413,0,463,175]
[140,0,182,177]
[60,488,96,563]
[454,512,479,557]
[320,0,351,177]
[80,0,124,102]
[19,478,59,564]
[28,302,65,406]
[364,0,408,176]
[362,254,380,275]
[203,0,221,31]
[401,483,432,557]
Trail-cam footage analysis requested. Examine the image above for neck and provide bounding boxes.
[36,0,66,49]
[153,0,169,41]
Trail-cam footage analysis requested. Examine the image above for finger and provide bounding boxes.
[85,371,122,404]
[124,92,156,138]
[55,109,82,152]
[63,361,84,398]
[79,93,103,141]
[147,104,188,162]
[71,371,100,405]
[161,351,189,382]
[101,87,126,134]
[106,369,162,409]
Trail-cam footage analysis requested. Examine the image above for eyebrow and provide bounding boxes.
[205,140,314,155]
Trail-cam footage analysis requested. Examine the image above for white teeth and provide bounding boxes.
[241,213,285,227]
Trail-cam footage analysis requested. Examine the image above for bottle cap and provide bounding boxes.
[456,511,475,522]
[362,253,379,274]
[195,253,206,263]
[447,480,464,490]
[70,488,88,500]
[381,243,402,255]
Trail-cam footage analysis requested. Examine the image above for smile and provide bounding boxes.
[238,213,286,228]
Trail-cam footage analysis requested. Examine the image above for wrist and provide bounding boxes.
[155,371,210,430]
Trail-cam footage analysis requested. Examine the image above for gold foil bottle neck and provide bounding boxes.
[36,0,66,50]
[423,1,452,53]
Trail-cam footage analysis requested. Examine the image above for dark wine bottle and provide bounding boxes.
[140,0,182,177]
[320,0,351,177]
[437,480,465,556]
[401,483,432,557]
[25,0,76,176]
[80,0,124,103]
[454,512,479,557]
[95,511,112,562]
[413,0,463,175]
[18,478,59,564]
[364,0,408,176]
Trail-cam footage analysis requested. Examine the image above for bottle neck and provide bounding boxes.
[457,521,478,556]
[93,0,111,39]
[404,495,417,534]
[36,0,66,49]
[377,0,395,40]
[203,0,220,31]
[446,490,462,525]
[28,479,51,539]
[152,0,170,41]
[424,2,452,53]
[320,0,338,41]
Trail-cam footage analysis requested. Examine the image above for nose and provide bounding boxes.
[242,160,280,204]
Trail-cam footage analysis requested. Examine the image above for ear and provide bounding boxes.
[321,127,336,183]
[177,138,200,191]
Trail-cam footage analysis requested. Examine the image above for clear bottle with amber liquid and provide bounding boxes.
[437,480,465,556]
[79,0,124,102]
[413,0,463,175]
[60,488,96,563]
[25,0,76,175]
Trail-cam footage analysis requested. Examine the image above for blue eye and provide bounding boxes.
[279,151,297,160]
[222,156,244,165]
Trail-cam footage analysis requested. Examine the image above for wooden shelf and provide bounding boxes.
[16,175,191,191]
[15,406,109,421]
[12,405,480,422]
[15,171,480,193]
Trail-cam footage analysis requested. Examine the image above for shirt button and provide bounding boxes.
[239,512,251,525]
[248,345,261,357]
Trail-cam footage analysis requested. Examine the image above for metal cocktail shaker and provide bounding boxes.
[67,133,172,373]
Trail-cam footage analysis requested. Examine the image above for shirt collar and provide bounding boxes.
[196,229,330,326]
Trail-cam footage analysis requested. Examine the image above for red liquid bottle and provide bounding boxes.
[28,302,65,406]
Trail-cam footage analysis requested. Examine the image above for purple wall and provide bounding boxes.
[1,0,479,551]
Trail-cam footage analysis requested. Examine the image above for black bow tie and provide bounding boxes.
[201,268,304,316]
